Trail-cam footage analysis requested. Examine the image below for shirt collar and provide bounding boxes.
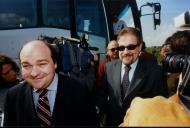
[33,73,58,92]
[122,58,139,70]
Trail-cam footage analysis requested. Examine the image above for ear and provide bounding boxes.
[139,43,143,52]
[54,63,57,69]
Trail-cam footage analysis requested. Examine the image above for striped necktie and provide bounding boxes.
[36,89,52,126]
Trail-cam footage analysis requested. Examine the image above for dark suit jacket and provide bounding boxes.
[3,74,93,126]
[95,58,169,126]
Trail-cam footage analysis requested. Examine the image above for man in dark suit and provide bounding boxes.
[3,40,93,126]
[95,27,169,126]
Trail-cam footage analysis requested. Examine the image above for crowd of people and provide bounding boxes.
[0,27,190,126]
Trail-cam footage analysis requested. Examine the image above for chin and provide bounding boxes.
[122,59,131,65]
[30,82,45,90]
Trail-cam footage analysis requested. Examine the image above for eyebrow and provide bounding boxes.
[37,59,49,63]
[21,59,49,65]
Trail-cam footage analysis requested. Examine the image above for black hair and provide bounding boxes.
[0,54,19,74]
[169,30,190,54]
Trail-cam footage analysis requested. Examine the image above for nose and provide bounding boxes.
[30,66,40,77]
[123,47,130,53]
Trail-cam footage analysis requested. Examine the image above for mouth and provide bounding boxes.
[32,77,43,82]
[123,54,132,58]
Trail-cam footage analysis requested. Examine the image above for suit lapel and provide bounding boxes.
[113,61,123,104]
[51,74,71,126]
[124,59,147,98]
[51,75,63,125]
[23,84,39,124]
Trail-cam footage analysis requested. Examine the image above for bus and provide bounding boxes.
[0,0,159,61]
[0,0,160,125]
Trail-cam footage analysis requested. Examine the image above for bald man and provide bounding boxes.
[3,40,93,126]
[106,40,119,60]
[96,40,119,87]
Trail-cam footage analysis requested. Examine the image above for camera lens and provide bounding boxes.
[163,53,188,73]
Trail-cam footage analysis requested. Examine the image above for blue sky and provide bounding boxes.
[137,0,190,47]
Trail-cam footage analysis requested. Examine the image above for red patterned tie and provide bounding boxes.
[36,89,52,126]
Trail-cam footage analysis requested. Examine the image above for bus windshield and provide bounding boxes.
[0,0,108,37]
[0,0,110,55]
[0,0,37,28]
[0,0,137,60]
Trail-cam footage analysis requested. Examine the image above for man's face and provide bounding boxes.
[20,41,57,90]
[1,63,17,82]
[107,41,119,60]
[117,34,142,65]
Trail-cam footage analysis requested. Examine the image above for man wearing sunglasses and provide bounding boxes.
[96,40,119,87]
[119,30,190,127]
[94,27,169,126]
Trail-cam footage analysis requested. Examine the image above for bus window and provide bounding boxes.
[75,0,108,37]
[103,0,137,39]
[75,0,109,56]
[112,5,135,35]
[42,0,70,29]
[119,5,135,28]
[0,0,37,29]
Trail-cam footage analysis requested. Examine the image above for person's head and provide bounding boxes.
[19,40,58,90]
[106,40,119,60]
[141,41,146,52]
[169,30,190,54]
[165,30,190,96]
[117,27,142,65]
[0,54,19,83]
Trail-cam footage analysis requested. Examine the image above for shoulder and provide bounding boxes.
[60,73,86,83]
[120,96,167,126]
[7,80,28,94]
[125,96,166,115]
[58,74,88,94]
[5,81,31,102]
[106,59,120,67]
[140,51,157,63]
[121,95,190,126]
[58,74,80,86]
[130,96,167,109]
[104,59,121,72]
[139,58,162,71]
[99,59,109,68]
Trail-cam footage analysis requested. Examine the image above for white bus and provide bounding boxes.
[0,0,160,61]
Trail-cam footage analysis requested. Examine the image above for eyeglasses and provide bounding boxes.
[109,48,118,52]
[117,44,139,51]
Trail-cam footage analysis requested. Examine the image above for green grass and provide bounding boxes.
[146,46,162,64]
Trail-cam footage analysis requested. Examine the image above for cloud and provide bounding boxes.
[144,23,177,47]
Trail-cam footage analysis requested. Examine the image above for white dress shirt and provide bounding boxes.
[121,59,139,84]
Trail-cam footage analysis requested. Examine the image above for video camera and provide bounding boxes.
[163,53,190,74]
[164,52,190,109]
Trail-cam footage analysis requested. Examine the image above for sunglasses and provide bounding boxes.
[109,48,118,52]
[117,44,139,51]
